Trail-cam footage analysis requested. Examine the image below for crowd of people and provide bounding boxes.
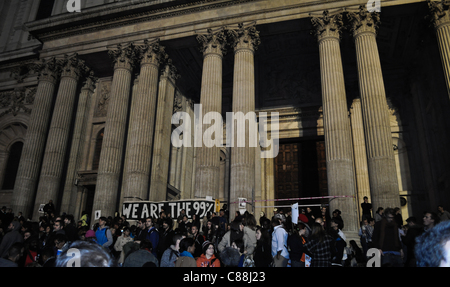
[0,199,450,267]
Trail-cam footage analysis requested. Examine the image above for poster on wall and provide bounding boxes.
[122,199,215,220]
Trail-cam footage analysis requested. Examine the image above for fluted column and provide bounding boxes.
[228,23,260,217]
[348,6,399,212]
[122,40,167,203]
[33,54,87,219]
[92,43,136,220]
[428,0,450,99]
[149,61,179,201]
[194,28,227,199]
[11,58,59,218]
[350,98,371,219]
[311,11,358,231]
[60,73,96,216]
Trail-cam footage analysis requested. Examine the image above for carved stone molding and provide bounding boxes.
[95,80,111,118]
[228,22,261,52]
[347,5,381,37]
[0,87,36,118]
[427,0,450,28]
[161,59,181,82]
[107,42,138,71]
[57,53,90,81]
[311,10,345,42]
[197,27,228,57]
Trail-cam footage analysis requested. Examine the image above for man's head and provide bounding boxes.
[99,217,107,227]
[423,212,440,228]
[145,217,153,229]
[415,220,450,267]
[54,220,64,231]
[6,243,24,263]
[384,208,395,223]
[191,225,199,235]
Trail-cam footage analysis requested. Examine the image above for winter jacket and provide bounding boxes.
[114,234,134,264]
[196,253,221,267]
[160,245,180,267]
[217,228,255,255]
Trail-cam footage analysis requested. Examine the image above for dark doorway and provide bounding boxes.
[83,185,96,220]
[274,139,327,208]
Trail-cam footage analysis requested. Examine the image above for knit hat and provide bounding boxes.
[202,240,214,254]
[86,230,96,238]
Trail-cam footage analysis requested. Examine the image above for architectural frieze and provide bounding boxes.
[0,87,36,118]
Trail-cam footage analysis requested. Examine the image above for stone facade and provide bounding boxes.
[1,0,450,233]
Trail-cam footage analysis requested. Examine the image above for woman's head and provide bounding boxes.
[179,237,195,254]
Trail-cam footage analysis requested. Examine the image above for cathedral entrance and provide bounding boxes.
[274,138,328,210]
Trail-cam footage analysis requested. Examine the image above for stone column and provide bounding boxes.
[228,23,260,217]
[194,28,227,199]
[428,0,450,99]
[92,43,136,220]
[350,98,371,218]
[60,73,96,215]
[348,6,400,211]
[33,54,87,219]
[149,61,179,201]
[311,11,358,231]
[11,58,59,218]
[122,40,167,203]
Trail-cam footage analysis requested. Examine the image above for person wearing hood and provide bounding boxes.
[95,217,113,248]
[197,241,221,267]
[0,220,23,258]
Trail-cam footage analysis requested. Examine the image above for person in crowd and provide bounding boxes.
[114,226,134,264]
[254,227,272,267]
[123,239,158,267]
[303,223,333,267]
[158,217,175,260]
[95,216,113,249]
[243,213,257,255]
[415,220,450,267]
[55,240,117,267]
[374,207,384,222]
[401,216,424,267]
[203,219,217,244]
[160,234,185,267]
[259,212,271,229]
[79,211,89,227]
[423,211,440,231]
[135,218,147,241]
[196,240,221,267]
[218,220,254,255]
[271,213,289,267]
[328,218,347,267]
[372,207,403,267]
[394,207,404,227]
[332,209,344,230]
[175,237,197,267]
[0,242,24,267]
[287,223,307,267]
[43,200,55,215]
[191,225,204,258]
[144,217,159,257]
[358,218,374,258]
[361,196,372,220]
[438,205,450,222]
[63,214,77,242]
[347,240,365,267]
[0,220,23,258]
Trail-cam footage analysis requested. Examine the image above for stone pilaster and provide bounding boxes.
[122,40,168,203]
[149,61,179,201]
[348,6,400,212]
[60,72,96,216]
[311,11,358,231]
[92,43,137,220]
[33,54,87,219]
[350,98,371,219]
[11,58,59,218]
[428,0,450,99]
[228,23,260,217]
[194,28,227,199]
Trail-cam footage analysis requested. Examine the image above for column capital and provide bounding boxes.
[136,39,168,67]
[107,42,138,71]
[427,0,450,29]
[81,71,97,92]
[197,27,228,57]
[57,53,88,80]
[228,22,261,52]
[161,59,180,82]
[347,5,380,37]
[31,57,59,84]
[311,10,345,42]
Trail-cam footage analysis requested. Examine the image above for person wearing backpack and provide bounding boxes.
[160,234,185,267]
